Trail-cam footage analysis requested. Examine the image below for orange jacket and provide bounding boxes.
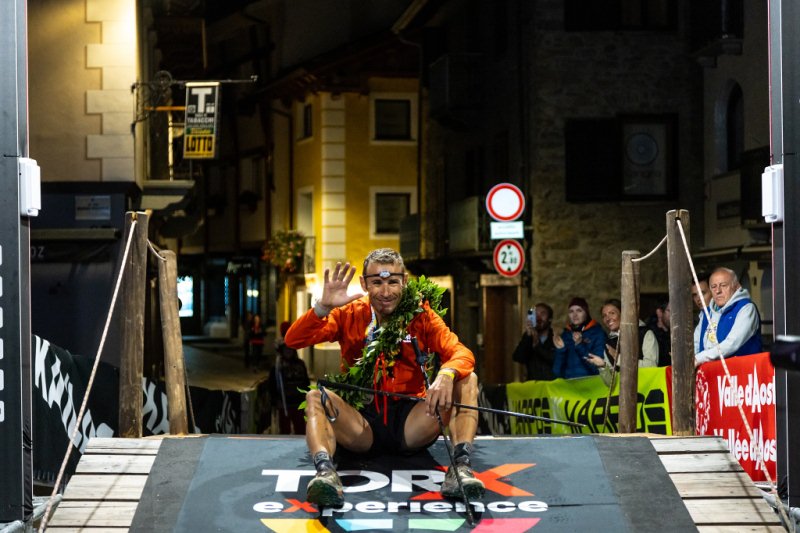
[285,296,474,397]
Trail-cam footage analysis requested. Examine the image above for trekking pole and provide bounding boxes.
[316,380,586,428]
[410,337,477,527]
[275,354,288,417]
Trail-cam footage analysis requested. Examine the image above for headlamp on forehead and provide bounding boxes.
[364,270,404,280]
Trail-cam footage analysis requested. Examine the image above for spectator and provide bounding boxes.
[242,311,253,368]
[268,321,311,434]
[511,303,556,381]
[646,300,672,367]
[586,299,659,372]
[552,297,606,379]
[694,267,762,367]
[249,314,265,369]
[691,274,712,312]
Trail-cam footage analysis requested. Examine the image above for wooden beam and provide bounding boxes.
[158,250,189,435]
[619,250,641,433]
[118,212,149,438]
[667,209,695,435]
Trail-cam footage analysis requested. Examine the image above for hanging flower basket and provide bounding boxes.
[262,230,306,274]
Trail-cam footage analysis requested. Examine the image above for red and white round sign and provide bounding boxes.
[486,183,525,222]
[493,239,525,277]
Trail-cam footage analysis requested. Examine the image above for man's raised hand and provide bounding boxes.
[319,262,364,309]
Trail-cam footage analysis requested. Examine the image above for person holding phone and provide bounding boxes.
[512,303,556,381]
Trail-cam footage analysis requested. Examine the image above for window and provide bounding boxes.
[564,114,678,202]
[375,100,411,140]
[370,93,418,143]
[177,275,194,317]
[369,186,418,238]
[297,102,312,140]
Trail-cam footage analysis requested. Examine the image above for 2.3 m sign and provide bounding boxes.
[183,82,220,159]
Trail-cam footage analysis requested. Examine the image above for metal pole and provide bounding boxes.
[0,0,33,521]
[619,251,640,433]
[666,209,694,435]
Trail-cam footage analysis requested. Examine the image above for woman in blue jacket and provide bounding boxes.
[552,297,607,379]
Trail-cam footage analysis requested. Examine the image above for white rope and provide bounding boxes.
[38,220,139,532]
[147,238,167,261]
[674,217,793,530]
[631,234,667,263]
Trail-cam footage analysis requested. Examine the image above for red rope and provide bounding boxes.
[373,352,389,424]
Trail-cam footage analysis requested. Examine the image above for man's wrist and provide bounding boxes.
[438,368,457,381]
[314,301,332,318]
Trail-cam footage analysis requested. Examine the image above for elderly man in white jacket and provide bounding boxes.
[694,267,762,367]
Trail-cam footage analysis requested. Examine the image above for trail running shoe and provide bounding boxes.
[306,469,344,508]
[441,463,485,500]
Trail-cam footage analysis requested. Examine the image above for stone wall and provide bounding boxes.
[529,1,704,319]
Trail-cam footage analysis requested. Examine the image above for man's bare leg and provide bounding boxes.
[442,372,484,499]
[304,388,372,507]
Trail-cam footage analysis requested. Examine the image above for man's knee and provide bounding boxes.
[305,389,323,414]
[451,372,478,405]
[456,372,478,393]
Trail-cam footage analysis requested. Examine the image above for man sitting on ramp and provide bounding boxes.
[285,248,484,508]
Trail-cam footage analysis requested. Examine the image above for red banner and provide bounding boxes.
[695,352,776,481]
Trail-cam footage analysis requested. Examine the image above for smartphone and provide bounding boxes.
[527,308,537,328]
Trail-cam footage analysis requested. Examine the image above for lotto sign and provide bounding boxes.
[493,239,524,277]
[184,82,220,159]
[486,183,525,221]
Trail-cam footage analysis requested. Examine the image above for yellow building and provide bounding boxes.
[274,72,420,376]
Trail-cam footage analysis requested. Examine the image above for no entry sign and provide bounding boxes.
[486,183,525,221]
[493,239,525,277]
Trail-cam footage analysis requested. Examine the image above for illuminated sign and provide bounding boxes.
[184,82,220,159]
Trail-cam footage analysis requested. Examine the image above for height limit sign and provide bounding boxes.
[493,239,524,277]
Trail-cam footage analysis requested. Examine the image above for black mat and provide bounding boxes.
[131,435,695,532]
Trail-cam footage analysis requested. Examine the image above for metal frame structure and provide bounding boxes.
[0,0,33,522]
[769,0,800,508]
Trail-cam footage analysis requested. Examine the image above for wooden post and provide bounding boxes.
[619,250,641,433]
[667,210,695,435]
[118,212,149,438]
[158,250,189,435]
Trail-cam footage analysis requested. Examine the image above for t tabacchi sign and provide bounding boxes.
[184,82,220,159]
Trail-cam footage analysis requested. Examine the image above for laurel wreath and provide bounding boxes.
[304,275,447,410]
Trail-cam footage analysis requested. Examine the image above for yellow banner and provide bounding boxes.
[506,367,672,435]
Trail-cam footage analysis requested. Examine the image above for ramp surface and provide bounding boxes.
[130,435,695,532]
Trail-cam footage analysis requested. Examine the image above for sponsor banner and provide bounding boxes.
[171,436,632,532]
[506,368,672,436]
[31,335,251,484]
[695,351,776,481]
[183,82,220,159]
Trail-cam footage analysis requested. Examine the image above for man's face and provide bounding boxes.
[360,261,407,319]
[691,281,712,310]
[601,304,620,332]
[535,305,552,331]
[709,272,738,308]
[660,305,671,329]
[568,305,587,326]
